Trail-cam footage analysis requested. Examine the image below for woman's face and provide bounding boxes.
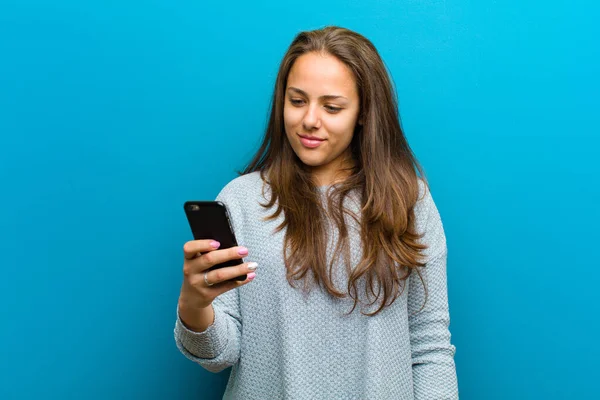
[283,51,360,185]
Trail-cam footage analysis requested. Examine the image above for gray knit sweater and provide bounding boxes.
[174,172,458,399]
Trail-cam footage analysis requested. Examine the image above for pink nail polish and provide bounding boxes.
[238,247,249,255]
[247,272,256,281]
[210,241,220,249]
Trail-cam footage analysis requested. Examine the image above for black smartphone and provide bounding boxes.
[183,201,246,281]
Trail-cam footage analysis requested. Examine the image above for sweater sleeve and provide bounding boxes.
[408,186,459,399]
[173,180,247,373]
[174,288,242,373]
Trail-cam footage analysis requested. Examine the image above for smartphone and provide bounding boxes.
[183,201,246,281]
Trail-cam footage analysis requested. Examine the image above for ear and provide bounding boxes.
[358,113,364,126]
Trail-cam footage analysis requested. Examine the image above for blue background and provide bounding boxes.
[1,1,598,399]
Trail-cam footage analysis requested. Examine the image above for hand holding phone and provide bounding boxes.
[178,201,257,332]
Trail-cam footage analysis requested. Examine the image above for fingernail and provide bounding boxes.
[238,247,249,255]
[247,262,258,271]
[247,272,256,281]
[210,241,220,249]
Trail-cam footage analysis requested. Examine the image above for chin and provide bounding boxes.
[295,152,325,168]
[298,158,324,168]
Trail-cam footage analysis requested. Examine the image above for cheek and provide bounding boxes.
[325,115,358,140]
[283,105,302,132]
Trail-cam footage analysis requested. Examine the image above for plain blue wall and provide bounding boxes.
[1,1,598,399]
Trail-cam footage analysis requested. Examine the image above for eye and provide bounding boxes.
[289,98,305,106]
[324,105,342,113]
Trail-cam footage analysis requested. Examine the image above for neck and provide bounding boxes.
[310,154,354,187]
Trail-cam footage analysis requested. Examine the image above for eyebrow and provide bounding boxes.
[287,87,348,101]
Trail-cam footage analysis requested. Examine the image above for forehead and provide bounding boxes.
[286,52,357,97]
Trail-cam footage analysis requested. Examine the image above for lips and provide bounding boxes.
[298,134,325,149]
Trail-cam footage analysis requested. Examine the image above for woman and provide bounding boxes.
[175,26,458,399]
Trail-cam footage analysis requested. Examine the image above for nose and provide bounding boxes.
[302,104,321,131]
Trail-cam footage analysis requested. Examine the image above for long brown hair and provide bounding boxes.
[243,26,430,315]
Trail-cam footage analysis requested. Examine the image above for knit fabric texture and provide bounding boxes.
[174,172,458,399]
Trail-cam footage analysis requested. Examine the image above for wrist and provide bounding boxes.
[178,300,215,333]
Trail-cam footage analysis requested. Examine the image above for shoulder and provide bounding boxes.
[214,172,267,244]
[414,177,433,219]
[216,171,265,203]
[414,177,447,259]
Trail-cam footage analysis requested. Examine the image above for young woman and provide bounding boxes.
[175,26,458,399]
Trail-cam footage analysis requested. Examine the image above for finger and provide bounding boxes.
[197,246,249,271]
[183,240,221,260]
[211,270,257,296]
[205,262,258,286]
